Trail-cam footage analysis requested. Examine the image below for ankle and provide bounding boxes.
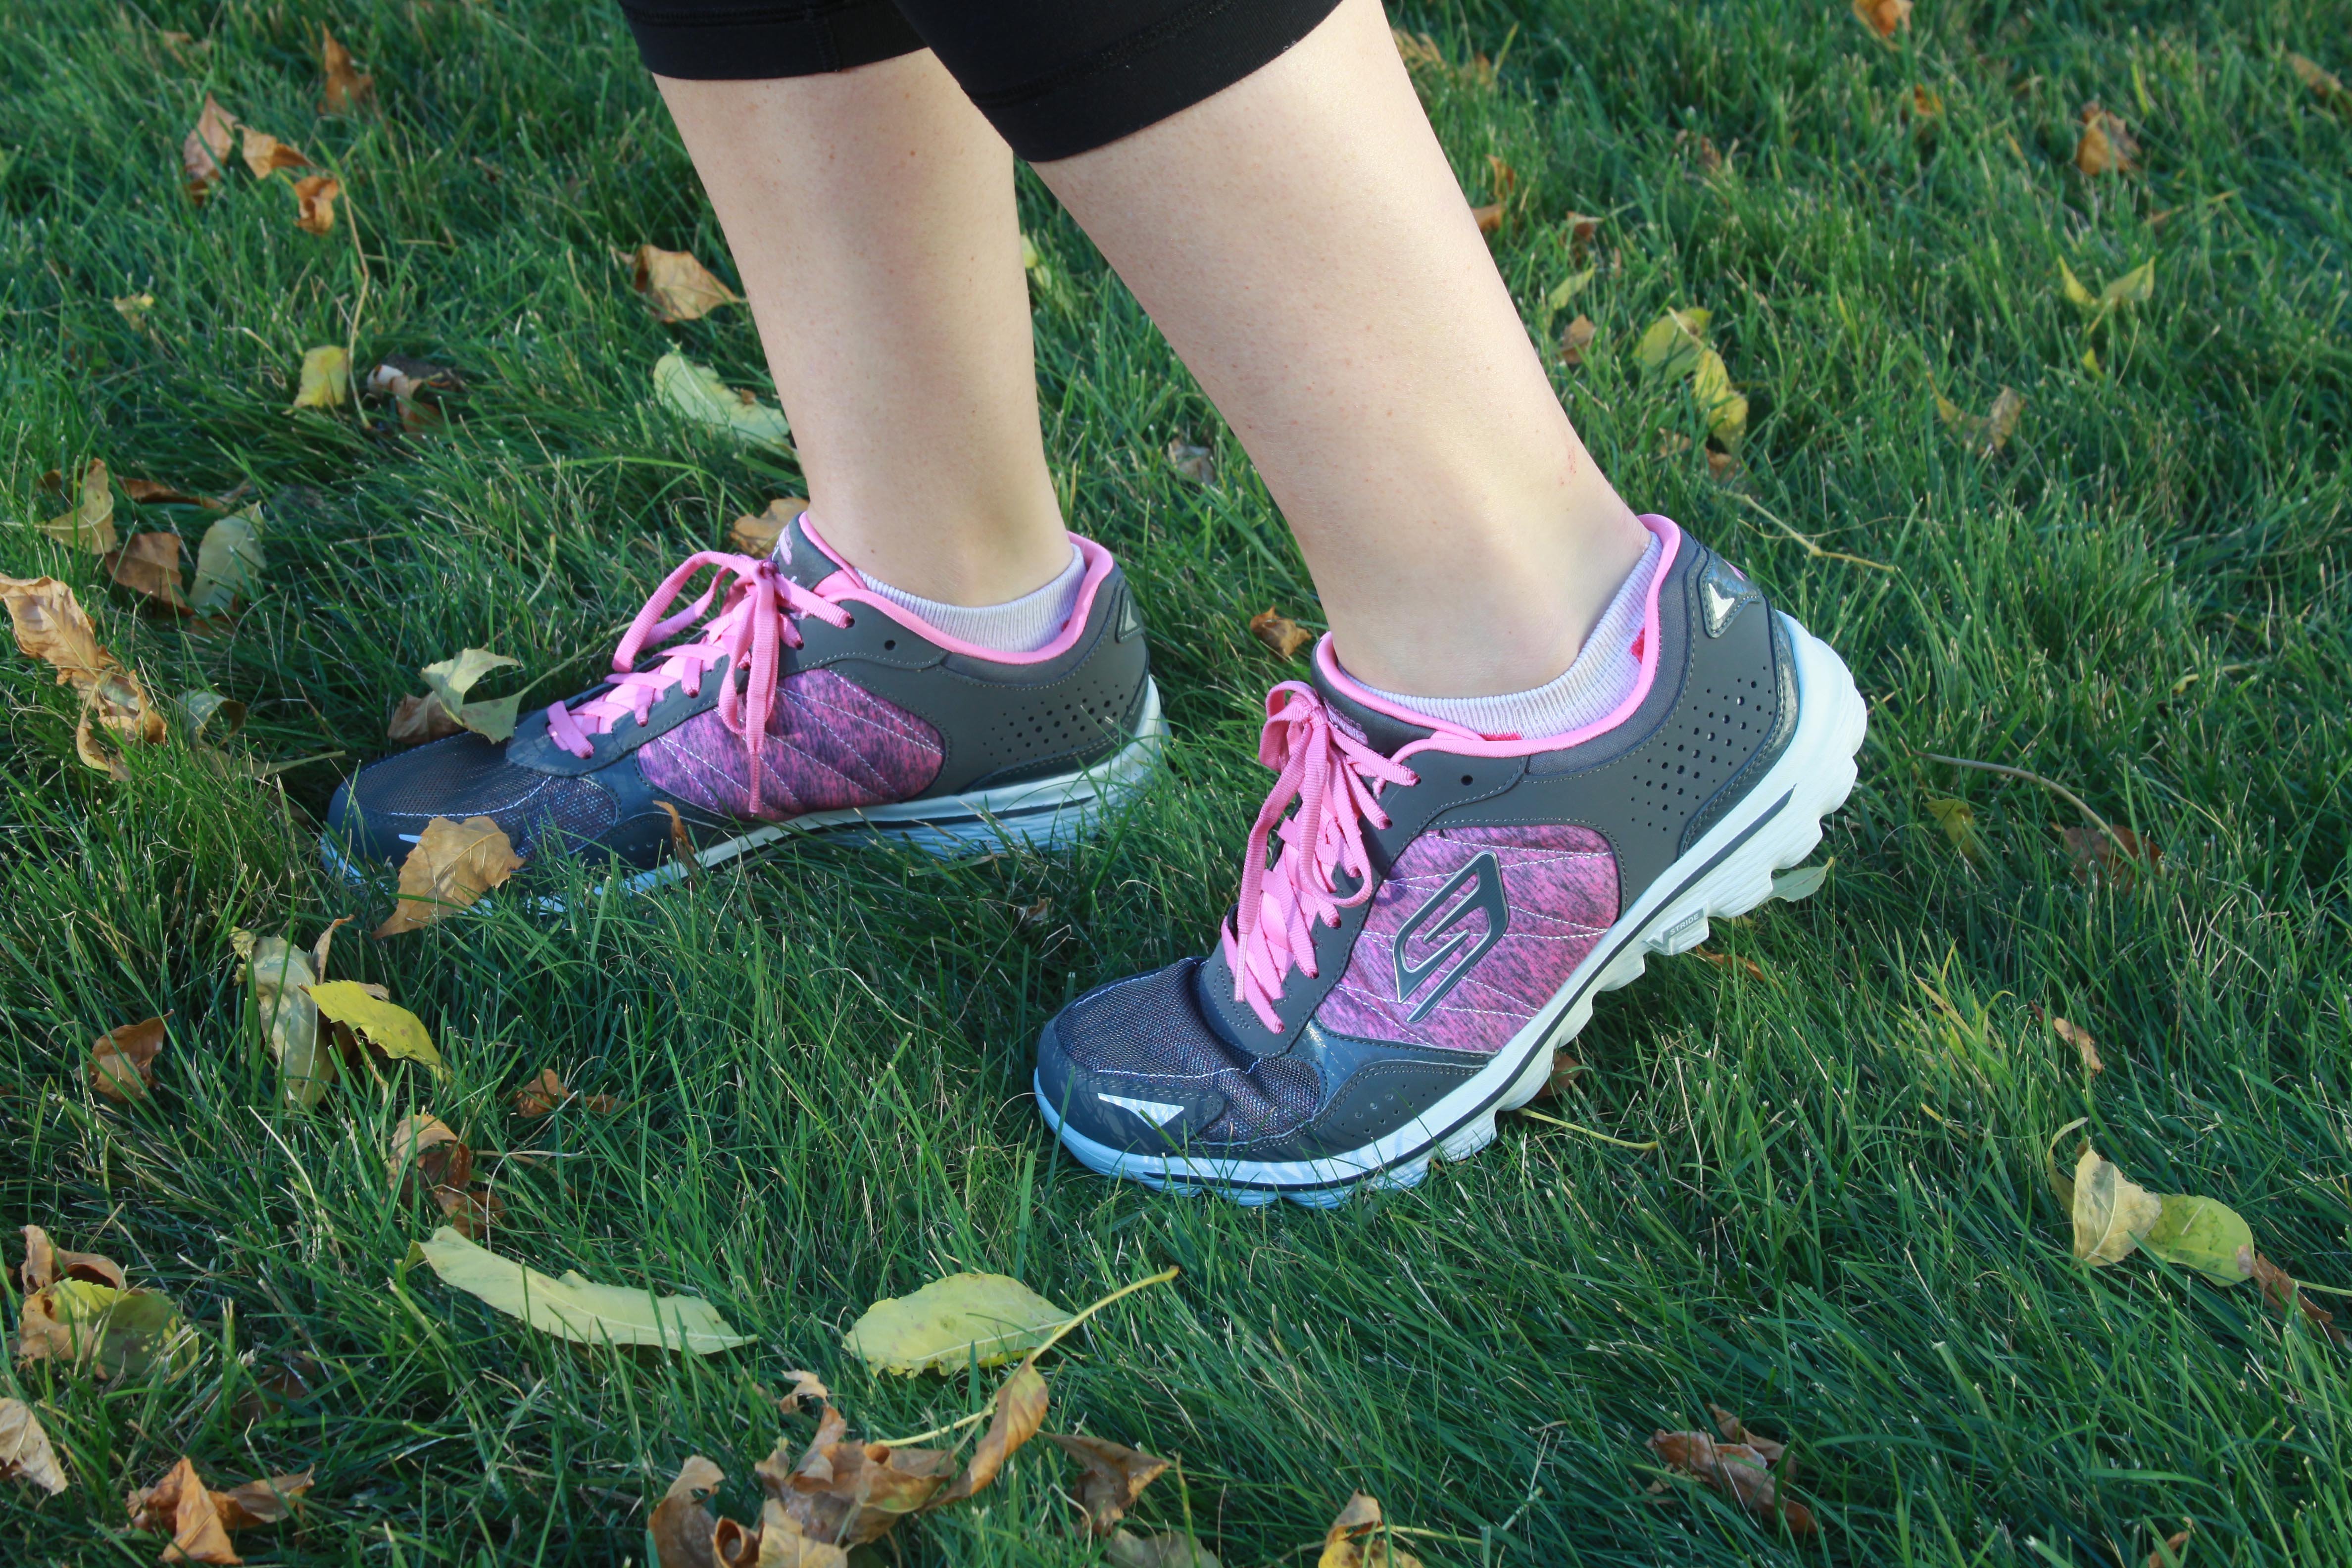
[803,486,1072,607]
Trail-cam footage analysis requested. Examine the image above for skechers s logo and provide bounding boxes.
[1391,851,1509,1022]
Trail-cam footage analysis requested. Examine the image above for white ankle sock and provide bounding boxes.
[852,542,1085,655]
[1356,533,1663,739]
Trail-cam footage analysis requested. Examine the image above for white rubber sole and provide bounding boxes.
[324,679,1168,904]
[1038,614,1868,1208]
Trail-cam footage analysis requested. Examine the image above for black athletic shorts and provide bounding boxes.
[617,0,1347,160]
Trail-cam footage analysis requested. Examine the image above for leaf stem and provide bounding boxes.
[1516,1107,1660,1152]
[1913,751,2139,868]
[874,1266,1180,1448]
[1729,494,1895,573]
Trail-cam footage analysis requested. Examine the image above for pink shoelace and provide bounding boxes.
[1220,682,1419,1031]
[542,550,851,812]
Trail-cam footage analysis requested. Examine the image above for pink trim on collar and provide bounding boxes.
[796,511,1117,665]
[1314,514,1684,760]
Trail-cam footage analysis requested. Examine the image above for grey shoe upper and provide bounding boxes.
[329,517,1152,869]
[1039,525,1801,1163]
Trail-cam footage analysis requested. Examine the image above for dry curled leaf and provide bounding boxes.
[651,1455,724,1568]
[2252,1252,2348,1346]
[91,1016,168,1102]
[2053,1016,2103,1076]
[319,29,373,113]
[2288,53,2350,107]
[1166,440,1214,486]
[420,647,522,742]
[2075,103,2141,176]
[1108,1531,1222,1568]
[2147,1529,2193,1568]
[376,815,523,936]
[187,507,265,617]
[1935,387,2025,456]
[128,1455,313,1564]
[0,1398,67,1495]
[1710,1406,1785,1463]
[242,935,333,1109]
[1560,211,1601,253]
[512,1068,618,1118]
[730,497,805,557]
[621,245,743,323]
[928,1363,1048,1509]
[1249,610,1313,660]
[1470,154,1516,234]
[292,173,340,236]
[1648,1427,1815,1533]
[386,1112,501,1236]
[182,94,235,200]
[238,127,309,178]
[1045,1432,1169,1536]
[779,1368,830,1413]
[291,346,349,409]
[106,532,189,611]
[1696,948,1765,982]
[37,459,115,553]
[1853,0,1911,38]
[1559,313,1596,367]
[1316,1492,1423,1568]
[388,692,462,745]
[0,574,167,777]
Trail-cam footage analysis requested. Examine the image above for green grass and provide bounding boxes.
[3,0,2350,1562]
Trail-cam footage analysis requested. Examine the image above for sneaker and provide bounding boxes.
[1033,515,1865,1205]
[326,513,1163,888]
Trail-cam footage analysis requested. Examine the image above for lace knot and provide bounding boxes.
[1219,683,1418,1031]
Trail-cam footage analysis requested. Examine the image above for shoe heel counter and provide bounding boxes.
[947,567,1155,792]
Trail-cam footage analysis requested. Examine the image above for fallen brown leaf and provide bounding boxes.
[38,459,116,553]
[928,1363,1048,1509]
[1696,948,1765,982]
[376,815,524,936]
[0,574,167,777]
[106,533,189,611]
[1167,439,1215,486]
[2253,1252,2348,1346]
[129,1456,313,1564]
[1316,1492,1422,1568]
[1560,313,1597,367]
[91,1016,168,1102]
[2075,103,2141,176]
[0,1398,67,1495]
[1648,1426,1815,1533]
[2289,53,2350,108]
[1852,0,1911,38]
[1560,211,1601,254]
[655,800,697,875]
[365,355,463,404]
[512,1068,618,1119]
[651,1455,725,1568]
[1249,609,1313,660]
[238,127,309,179]
[1710,1405,1786,1463]
[2148,1528,2193,1568]
[620,245,744,323]
[182,94,235,201]
[779,1368,831,1413]
[17,1225,190,1381]
[1675,129,1725,175]
[750,1406,953,1548]
[388,693,463,746]
[1910,84,1946,124]
[1108,1530,1222,1568]
[2053,1016,2103,1076]
[386,1111,502,1236]
[292,173,340,236]
[114,293,159,333]
[730,497,805,556]
[1045,1432,1170,1536]
[1470,154,1517,234]
[320,29,373,113]
[121,478,224,508]
[2058,823,2159,890]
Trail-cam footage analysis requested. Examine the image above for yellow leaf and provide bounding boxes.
[306,981,447,1078]
[415,1226,756,1354]
[1692,348,1747,446]
[0,574,167,771]
[376,814,524,936]
[1316,1493,1423,1568]
[420,648,522,742]
[291,346,349,409]
[1852,0,1912,40]
[187,505,265,616]
[2143,1193,2257,1285]
[1635,307,1711,377]
[1923,796,1982,861]
[2071,1144,2163,1265]
[0,1399,67,1495]
[2101,259,2156,305]
[112,293,157,332]
[618,245,743,323]
[2059,261,2096,308]
[652,352,791,450]
[181,93,235,200]
[238,126,310,178]
[844,1272,1072,1375]
[36,458,116,553]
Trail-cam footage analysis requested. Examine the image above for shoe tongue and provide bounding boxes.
[774,514,847,593]
[1307,661,1439,759]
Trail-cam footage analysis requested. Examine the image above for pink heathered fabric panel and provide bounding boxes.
[636,668,942,821]
[1317,824,1617,1054]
